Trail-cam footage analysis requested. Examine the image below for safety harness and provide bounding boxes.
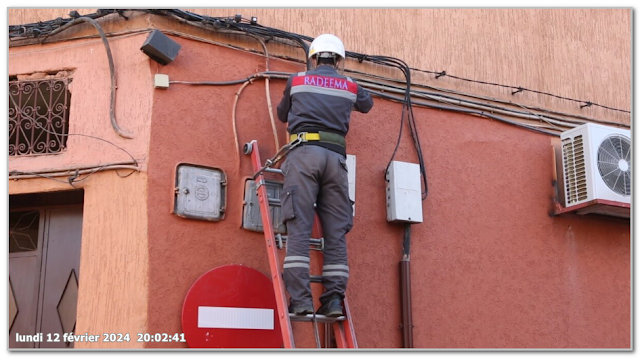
[252,131,346,179]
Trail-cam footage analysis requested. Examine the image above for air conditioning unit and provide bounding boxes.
[560,123,631,214]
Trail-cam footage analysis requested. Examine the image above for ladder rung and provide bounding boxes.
[267,198,281,206]
[289,313,346,323]
[276,234,324,251]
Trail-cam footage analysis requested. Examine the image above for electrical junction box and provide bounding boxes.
[242,179,287,234]
[154,74,169,89]
[174,164,226,221]
[386,161,423,223]
[242,154,357,233]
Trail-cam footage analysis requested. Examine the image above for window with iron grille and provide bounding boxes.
[9,73,71,156]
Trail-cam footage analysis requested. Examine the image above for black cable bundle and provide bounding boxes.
[10,9,627,115]
[370,55,429,200]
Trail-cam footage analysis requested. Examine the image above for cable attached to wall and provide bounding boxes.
[9,9,629,115]
[39,16,134,139]
[9,123,141,186]
[411,67,630,114]
[373,55,429,200]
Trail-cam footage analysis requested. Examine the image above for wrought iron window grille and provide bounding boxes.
[9,74,71,156]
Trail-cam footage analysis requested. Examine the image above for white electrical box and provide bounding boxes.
[386,161,423,223]
[154,73,169,89]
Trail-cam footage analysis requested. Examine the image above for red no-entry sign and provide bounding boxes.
[181,264,283,348]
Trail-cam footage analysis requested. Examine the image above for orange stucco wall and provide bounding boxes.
[9,33,152,173]
[8,172,149,349]
[9,8,631,125]
[8,30,154,348]
[7,9,630,349]
[144,36,629,348]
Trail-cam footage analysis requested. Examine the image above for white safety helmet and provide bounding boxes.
[308,34,346,60]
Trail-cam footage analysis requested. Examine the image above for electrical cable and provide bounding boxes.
[9,171,71,184]
[9,9,627,195]
[410,67,630,114]
[368,89,561,137]
[246,33,281,151]
[352,79,577,130]
[232,80,255,164]
[26,123,140,167]
[9,9,629,115]
[170,70,576,139]
[9,165,139,184]
[39,16,134,139]
[373,54,429,200]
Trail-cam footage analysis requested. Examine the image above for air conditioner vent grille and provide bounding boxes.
[563,135,588,204]
[597,135,631,196]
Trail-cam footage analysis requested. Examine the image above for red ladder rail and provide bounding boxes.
[245,140,295,348]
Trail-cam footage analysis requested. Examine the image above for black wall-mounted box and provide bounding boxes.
[140,30,181,65]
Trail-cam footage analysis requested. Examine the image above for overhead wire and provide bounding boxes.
[8,9,629,115]
[410,67,630,114]
[367,89,561,137]
[352,79,577,130]
[169,70,585,139]
[9,9,629,194]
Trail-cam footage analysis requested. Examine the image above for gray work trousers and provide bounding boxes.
[280,144,353,306]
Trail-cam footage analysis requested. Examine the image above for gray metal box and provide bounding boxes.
[174,164,226,221]
[242,179,287,234]
[140,29,181,65]
[386,161,423,223]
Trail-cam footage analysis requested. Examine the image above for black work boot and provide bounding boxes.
[316,294,344,317]
[288,302,314,315]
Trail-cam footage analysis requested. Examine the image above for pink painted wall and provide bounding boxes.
[9,9,631,126]
[7,10,629,349]
[145,36,630,348]
[8,34,155,348]
[8,34,153,173]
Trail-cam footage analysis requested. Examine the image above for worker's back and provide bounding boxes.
[277,65,373,138]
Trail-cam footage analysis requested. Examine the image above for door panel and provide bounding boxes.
[9,256,41,348]
[9,210,44,349]
[38,206,83,348]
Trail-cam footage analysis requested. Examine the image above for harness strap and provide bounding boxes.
[289,131,346,148]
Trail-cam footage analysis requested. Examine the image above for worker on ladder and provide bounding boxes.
[276,34,374,317]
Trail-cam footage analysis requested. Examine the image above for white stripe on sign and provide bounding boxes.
[198,306,274,330]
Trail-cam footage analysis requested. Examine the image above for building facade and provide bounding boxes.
[8,9,630,349]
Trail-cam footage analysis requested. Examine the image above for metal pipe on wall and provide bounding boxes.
[400,223,414,348]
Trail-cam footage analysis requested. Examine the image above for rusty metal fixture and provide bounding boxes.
[9,78,70,156]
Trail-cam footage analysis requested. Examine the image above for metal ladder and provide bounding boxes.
[244,139,358,349]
